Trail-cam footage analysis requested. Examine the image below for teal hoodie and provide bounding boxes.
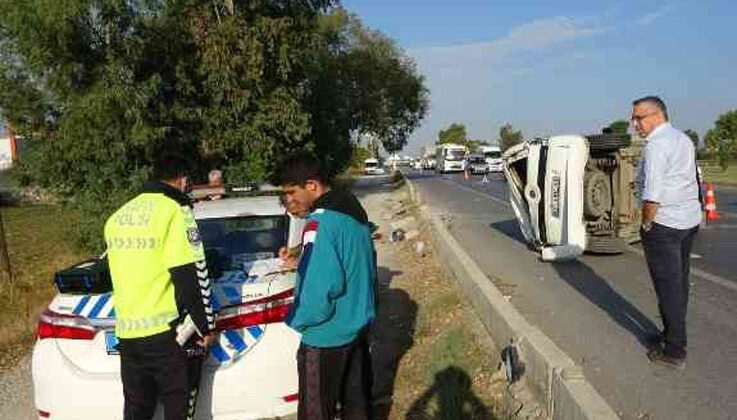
[286,190,376,347]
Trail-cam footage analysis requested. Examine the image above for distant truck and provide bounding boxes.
[503,133,642,261]
[480,145,503,172]
[435,144,467,173]
[364,158,385,175]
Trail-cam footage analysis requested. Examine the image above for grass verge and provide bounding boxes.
[0,204,85,369]
[370,191,514,420]
[700,161,737,187]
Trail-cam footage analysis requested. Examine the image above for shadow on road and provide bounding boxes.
[405,366,497,420]
[489,219,529,246]
[551,259,660,349]
[370,267,418,420]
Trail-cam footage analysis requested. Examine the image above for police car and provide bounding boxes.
[32,194,306,420]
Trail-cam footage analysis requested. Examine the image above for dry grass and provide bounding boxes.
[370,193,509,420]
[700,160,737,186]
[0,204,85,369]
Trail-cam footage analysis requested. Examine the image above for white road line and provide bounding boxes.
[627,246,737,293]
[437,176,510,207]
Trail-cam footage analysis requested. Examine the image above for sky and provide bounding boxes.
[341,0,737,154]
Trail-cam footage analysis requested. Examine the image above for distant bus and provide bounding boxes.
[435,144,467,173]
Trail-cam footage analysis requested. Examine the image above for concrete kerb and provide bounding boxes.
[404,175,619,420]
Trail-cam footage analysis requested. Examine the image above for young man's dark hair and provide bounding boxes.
[272,152,330,187]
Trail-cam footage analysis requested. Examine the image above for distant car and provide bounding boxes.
[503,133,642,261]
[32,195,306,420]
[364,158,385,175]
[466,154,489,174]
[412,160,423,170]
[480,145,503,172]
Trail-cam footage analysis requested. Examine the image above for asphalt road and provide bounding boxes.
[405,169,737,420]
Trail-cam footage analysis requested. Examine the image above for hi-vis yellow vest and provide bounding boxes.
[104,192,205,339]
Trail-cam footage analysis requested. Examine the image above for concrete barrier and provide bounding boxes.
[405,176,619,420]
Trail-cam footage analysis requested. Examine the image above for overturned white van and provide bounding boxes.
[503,134,642,261]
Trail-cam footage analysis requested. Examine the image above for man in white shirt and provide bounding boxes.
[633,96,701,370]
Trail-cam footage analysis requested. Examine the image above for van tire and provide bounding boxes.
[584,170,612,218]
[586,134,631,152]
[586,235,625,254]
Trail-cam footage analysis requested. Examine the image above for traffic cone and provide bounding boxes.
[464,168,471,181]
[481,172,489,183]
[705,181,718,222]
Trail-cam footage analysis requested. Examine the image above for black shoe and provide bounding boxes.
[647,348,686,370]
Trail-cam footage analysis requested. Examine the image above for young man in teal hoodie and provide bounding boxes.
[276,153,376,420]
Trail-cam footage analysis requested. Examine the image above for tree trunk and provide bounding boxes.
[0,210,12,283]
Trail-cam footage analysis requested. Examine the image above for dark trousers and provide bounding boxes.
[118,330,203,420]
[297,331,372,420]
[641,223,699,359]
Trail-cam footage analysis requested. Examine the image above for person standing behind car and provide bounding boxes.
[105,152,218,420]
[632,96,702,370]
[275,153,376,420]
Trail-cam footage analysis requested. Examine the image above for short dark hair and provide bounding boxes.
[632,96,669,121]
[152,151,193,181]
[273,152,330,187]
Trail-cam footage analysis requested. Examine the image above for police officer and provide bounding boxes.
[105,153,217,420]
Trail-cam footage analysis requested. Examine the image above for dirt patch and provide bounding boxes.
[361,187,543,420]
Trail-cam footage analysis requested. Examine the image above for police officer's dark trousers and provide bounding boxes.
[641,223,699,359]
[118,330,203,420]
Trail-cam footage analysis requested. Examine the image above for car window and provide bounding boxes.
[198,215,288,272]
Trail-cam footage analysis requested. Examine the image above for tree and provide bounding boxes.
[0,2,427,250]
[705,110,737,170]
[607,120,630,134]
[309,8,428,158]
[684,129,700,151]
[437,123,467,145]
[349,144,372,169]
[499,123,523,151]
[466,139,488,153]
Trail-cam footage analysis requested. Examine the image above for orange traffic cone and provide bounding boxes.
[705,181,718,222]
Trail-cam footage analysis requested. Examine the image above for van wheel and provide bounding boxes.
[586,235,625,254]
[586,134,631,152]
[584,170,612,218]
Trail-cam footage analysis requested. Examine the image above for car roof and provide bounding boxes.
[193,196,286,220]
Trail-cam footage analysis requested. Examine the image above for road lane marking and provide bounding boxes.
[627,246,737,293]
[437,176,510,207]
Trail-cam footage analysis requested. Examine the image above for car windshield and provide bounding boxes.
[365,161,378,168]
[484,151,502,159]
[198,215,288,272]
[469,157,485,163]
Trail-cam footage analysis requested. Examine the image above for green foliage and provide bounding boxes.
[0,1,427,251]
[499,123,523,151]
[437,123,467,145]
[349,144,372,169]
[684,129,700,150]
[607,119,630,134]
[705,110,737,170]
[310,8,428,156]
[465,139,487,153]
